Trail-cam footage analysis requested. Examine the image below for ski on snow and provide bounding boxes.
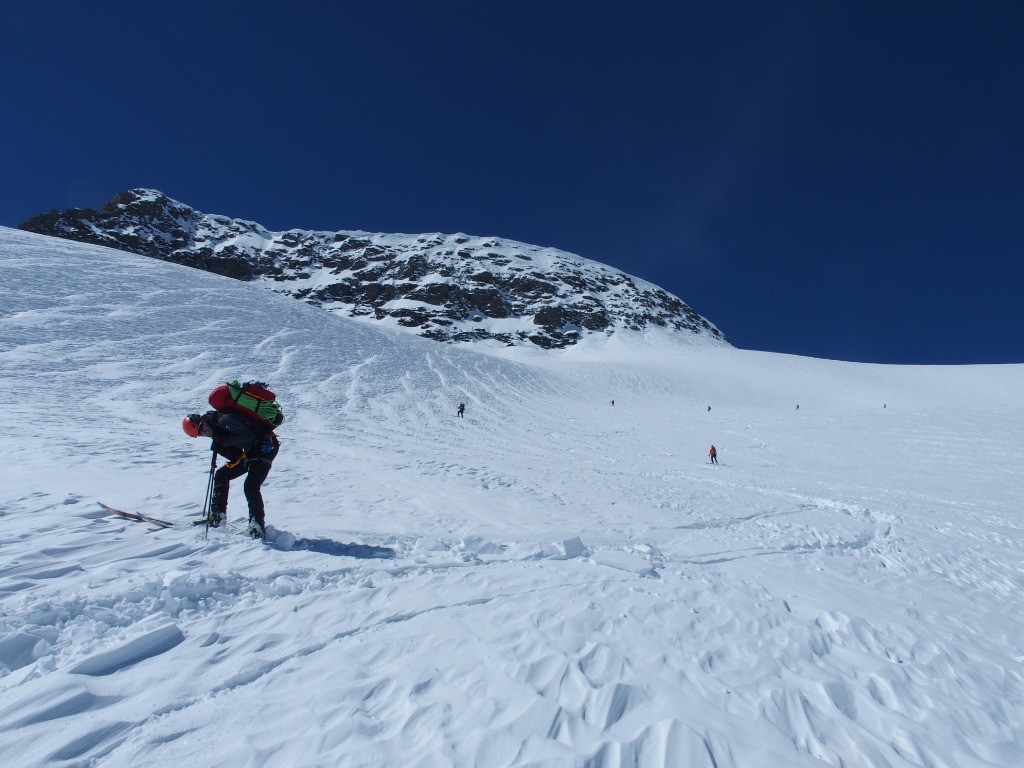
[98,502,262,538]
[97,502,176,529]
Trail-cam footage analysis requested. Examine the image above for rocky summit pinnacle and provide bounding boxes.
[20,189,728,349]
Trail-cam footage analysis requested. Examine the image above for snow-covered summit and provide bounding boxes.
[19,189,728,350]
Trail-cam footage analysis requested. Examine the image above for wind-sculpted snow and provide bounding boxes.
[20,188,728,349]
[1,227,1023,766]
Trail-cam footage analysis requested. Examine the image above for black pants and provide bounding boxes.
[211,456,275,525]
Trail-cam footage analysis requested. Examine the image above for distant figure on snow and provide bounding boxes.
[707,405,711,412]
[457,402,465,418]
[709,445,718,464]
[610,400,615,406]
[796,404,800,410]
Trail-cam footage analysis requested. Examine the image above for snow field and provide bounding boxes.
[1,227,1023,767]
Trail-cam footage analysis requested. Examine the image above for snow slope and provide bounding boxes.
[1,226,1022,767]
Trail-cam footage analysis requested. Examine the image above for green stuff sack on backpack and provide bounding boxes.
[208,380,285,428]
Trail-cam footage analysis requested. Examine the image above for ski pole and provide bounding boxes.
[201,451,216,535]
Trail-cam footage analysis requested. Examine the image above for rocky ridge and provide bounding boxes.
[20,189,728,349]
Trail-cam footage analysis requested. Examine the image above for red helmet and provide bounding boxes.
[182,414,201,437]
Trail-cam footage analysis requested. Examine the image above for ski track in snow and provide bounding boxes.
[2,227,1024,767]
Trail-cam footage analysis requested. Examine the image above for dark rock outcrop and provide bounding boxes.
[21,189,729,349]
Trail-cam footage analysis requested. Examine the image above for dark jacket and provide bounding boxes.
[202,410,274,463]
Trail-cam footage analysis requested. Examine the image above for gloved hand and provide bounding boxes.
[224,452,247,469]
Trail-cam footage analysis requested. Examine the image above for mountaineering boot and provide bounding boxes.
[208,511,224,528]
[248,518,265,540]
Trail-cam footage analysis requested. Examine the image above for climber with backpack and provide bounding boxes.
[183,380,284,539]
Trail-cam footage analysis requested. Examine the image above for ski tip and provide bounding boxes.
[98,502,175,528]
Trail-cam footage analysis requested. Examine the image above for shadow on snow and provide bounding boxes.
[271,533,396,559]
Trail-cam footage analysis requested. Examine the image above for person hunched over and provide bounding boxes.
[183,409,280,539]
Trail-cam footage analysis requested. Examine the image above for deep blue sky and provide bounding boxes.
[3,2,1022,363]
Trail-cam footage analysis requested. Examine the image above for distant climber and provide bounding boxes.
[457,402,465,418]
[709,445,718,465]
